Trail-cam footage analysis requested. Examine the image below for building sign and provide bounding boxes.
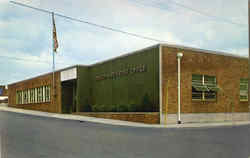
[96,64,147,81]
[61,68,77,82]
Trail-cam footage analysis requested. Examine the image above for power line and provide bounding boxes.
[168,0,247,26]
[128,0,247,27]
[9,1,169,43]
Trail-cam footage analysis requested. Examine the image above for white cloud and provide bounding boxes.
[0,0,8,4]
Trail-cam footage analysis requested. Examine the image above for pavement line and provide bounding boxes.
[0,106,250,128]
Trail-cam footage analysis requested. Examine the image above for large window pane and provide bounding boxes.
[192,74,217,101]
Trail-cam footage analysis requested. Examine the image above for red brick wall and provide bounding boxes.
[74,112,160,124]
[161,46,249,114]
[8,72,62,113]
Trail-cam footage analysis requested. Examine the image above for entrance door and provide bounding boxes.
[61,79,76,113]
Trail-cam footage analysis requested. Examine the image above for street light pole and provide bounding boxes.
[177,52,183,124]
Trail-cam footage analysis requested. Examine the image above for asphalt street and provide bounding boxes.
[0,111,249,158]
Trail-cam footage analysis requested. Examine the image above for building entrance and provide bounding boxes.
[61,79,76,113]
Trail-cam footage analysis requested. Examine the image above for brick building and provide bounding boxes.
[8,44,250,124]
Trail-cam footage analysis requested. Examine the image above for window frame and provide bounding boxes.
[192,74,218,101]
[240,78,248,102]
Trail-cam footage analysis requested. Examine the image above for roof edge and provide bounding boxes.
[8,43,248,86]
[88,44,160,67]
[160,43,248,59]
[8,64,83,86]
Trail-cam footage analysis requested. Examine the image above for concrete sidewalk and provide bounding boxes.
[0,106,250,128]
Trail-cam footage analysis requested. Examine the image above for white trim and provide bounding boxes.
[35,88,37,103]
[202,75,205,100]
[159,44,163,124]
[60,67,77,82]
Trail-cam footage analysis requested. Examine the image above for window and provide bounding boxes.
[43,86,46,102]
[192,74,204,100]
[19,91,22,104]
[35,88,37,103]
[19,91,21,104]
[240,78,248,101]
[40,87,43,103]
[37,87,42,103]
[16,90,23,104]
[37,87,39,103]
[27,89,30,104]
[23,90,28,104]
[30,88,34,103]
[32,88,35,103]
[192,74,219,101]
[31,88,34,103]
[45,85,51,102]
[16,85,51,104]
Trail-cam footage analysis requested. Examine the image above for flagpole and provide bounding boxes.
[53,37,55,93]
[52,12,55,107]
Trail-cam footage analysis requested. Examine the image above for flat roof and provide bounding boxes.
[8,43,248,85]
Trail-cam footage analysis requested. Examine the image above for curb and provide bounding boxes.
[0,106,250,128]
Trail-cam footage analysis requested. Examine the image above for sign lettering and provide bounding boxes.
[96,64,147,81]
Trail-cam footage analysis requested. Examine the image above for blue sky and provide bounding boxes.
[0,0,248,85]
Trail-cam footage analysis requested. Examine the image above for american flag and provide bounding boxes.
[52,12,58,53]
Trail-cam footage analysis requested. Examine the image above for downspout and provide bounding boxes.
[177,52,183,124]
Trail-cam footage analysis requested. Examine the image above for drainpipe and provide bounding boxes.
[177,52,183,124]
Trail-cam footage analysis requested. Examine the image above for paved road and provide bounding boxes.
[0,111,249,158]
